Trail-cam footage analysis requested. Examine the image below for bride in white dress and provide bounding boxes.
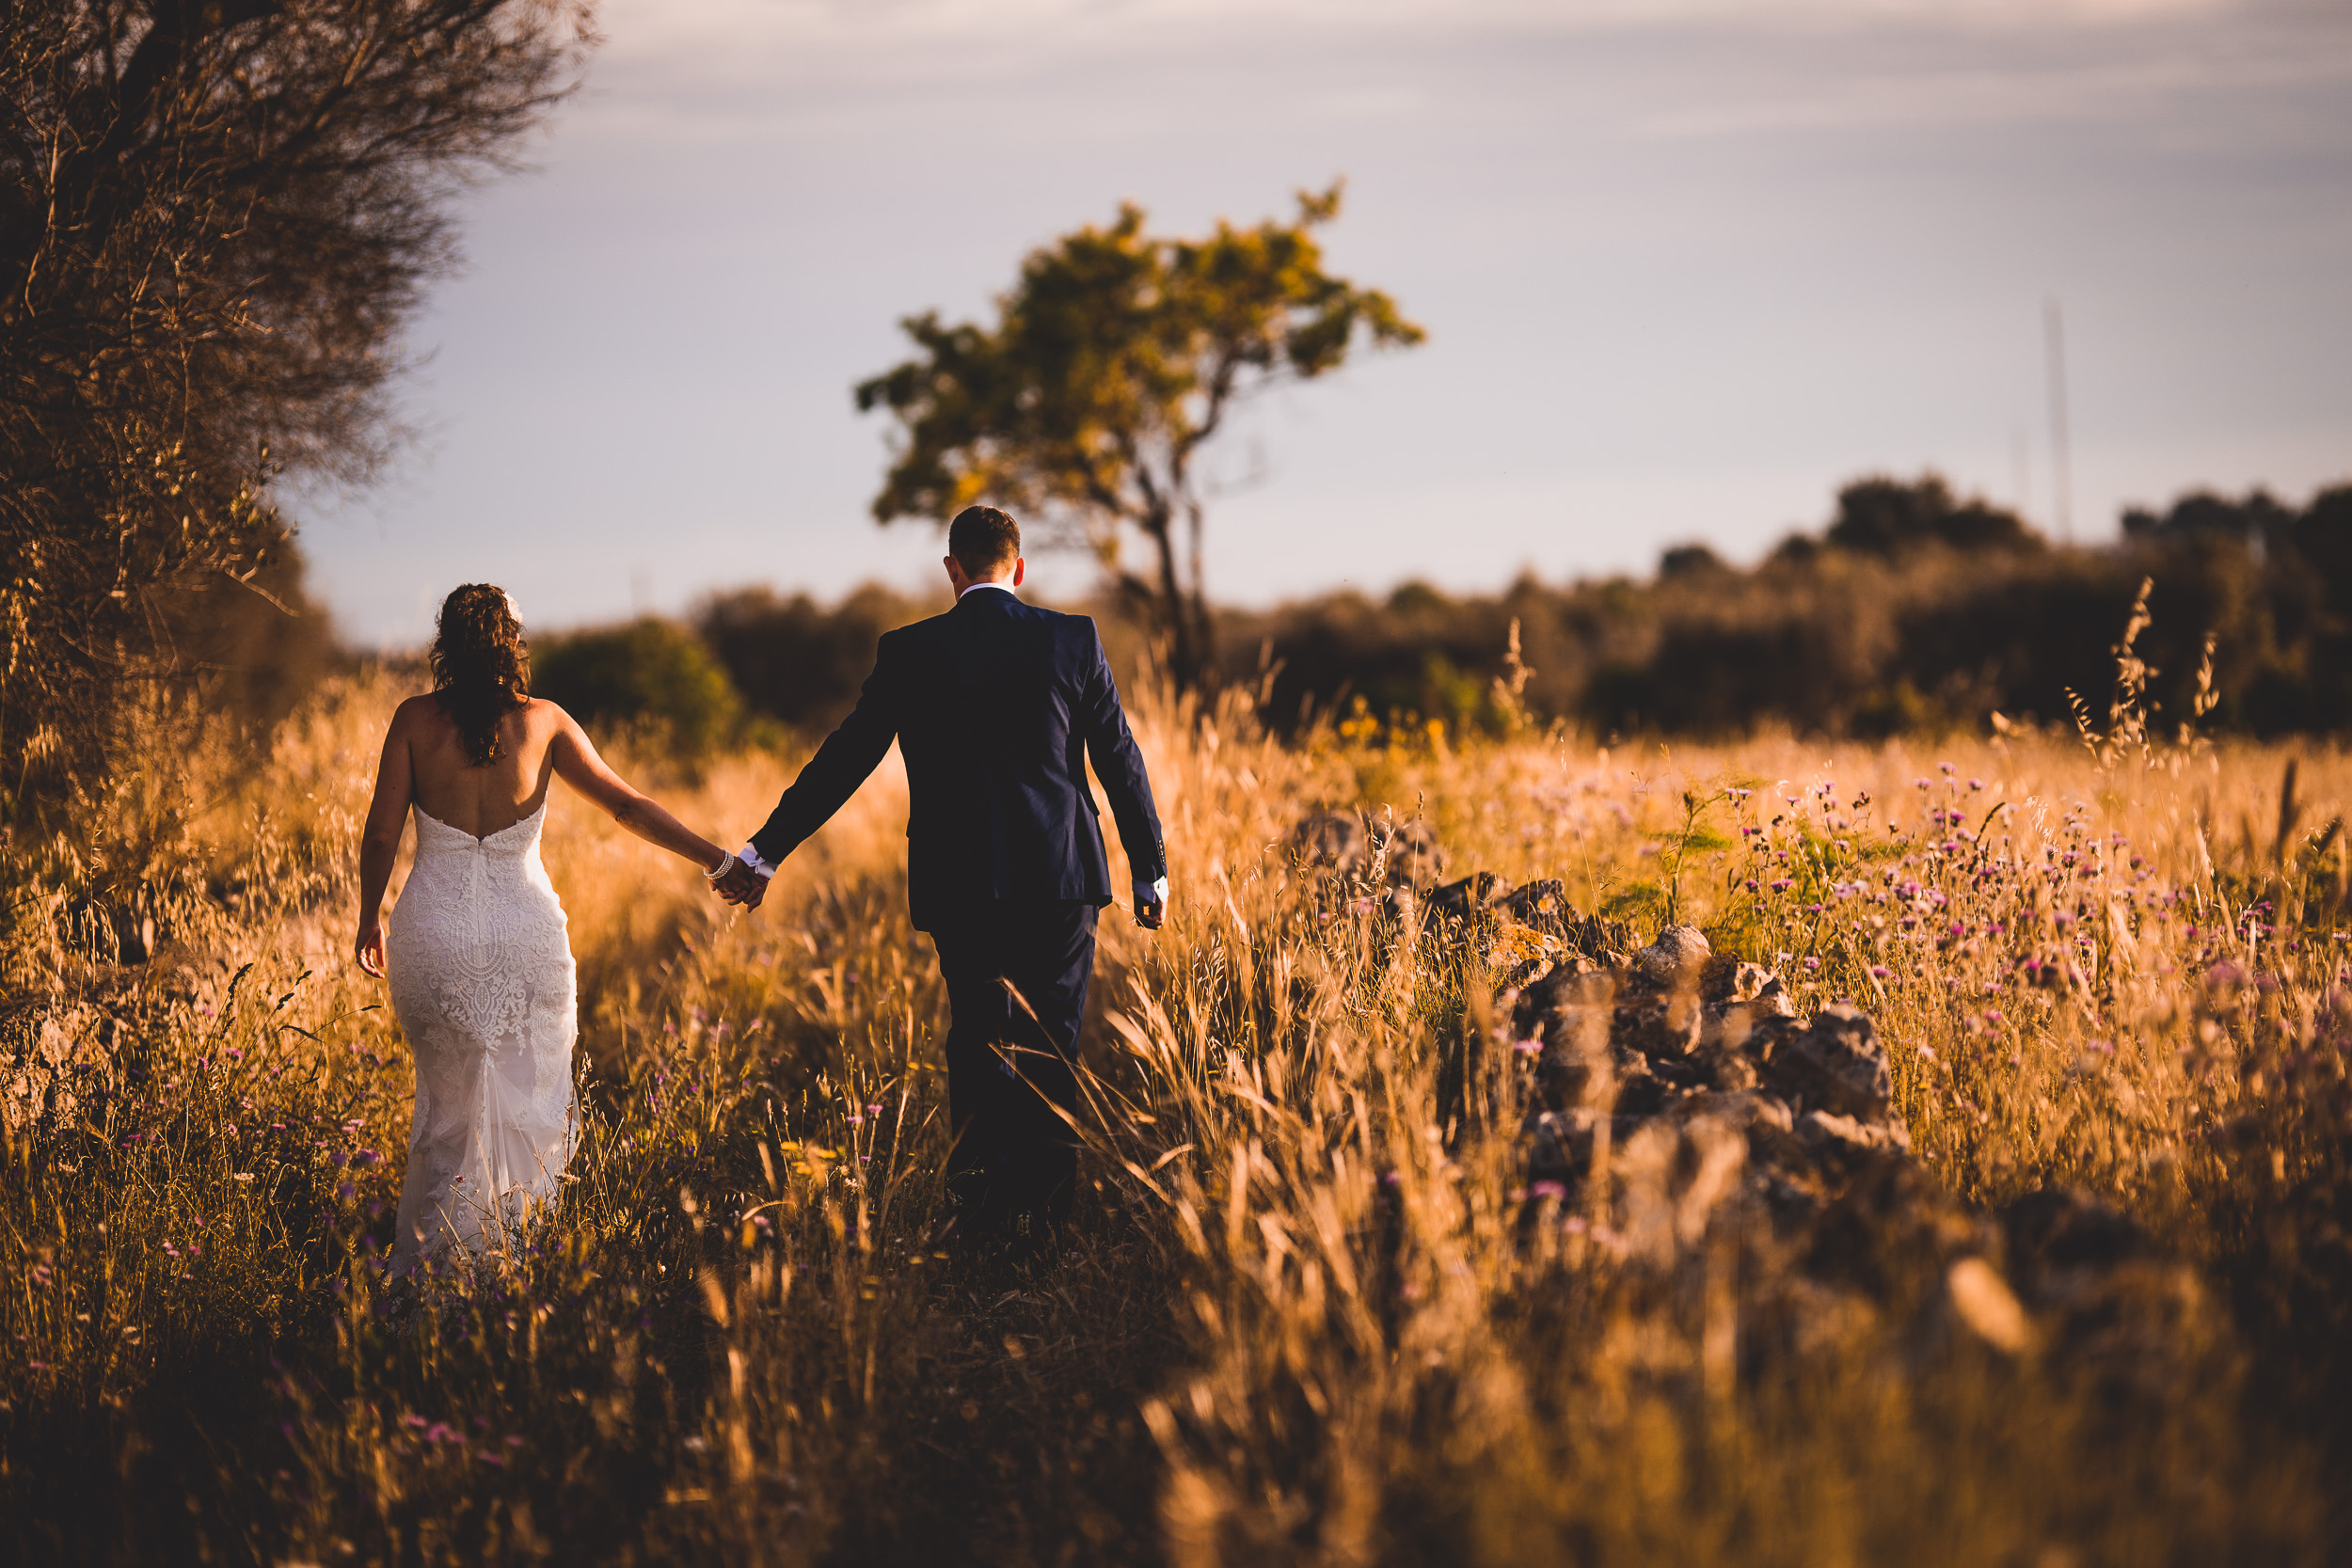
[353,584,738,1275]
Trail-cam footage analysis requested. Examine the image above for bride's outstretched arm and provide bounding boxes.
[548,707,731,874]
[355,702,420,976]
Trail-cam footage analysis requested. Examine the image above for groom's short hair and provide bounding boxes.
[948,505,1021,575]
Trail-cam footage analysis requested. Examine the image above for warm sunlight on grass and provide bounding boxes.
[4,671,2347,1563]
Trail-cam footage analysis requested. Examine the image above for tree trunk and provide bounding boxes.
[1184,496,1215,691]
[1144,509,1199,693]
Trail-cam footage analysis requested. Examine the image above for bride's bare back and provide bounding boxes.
[400,696,564,839]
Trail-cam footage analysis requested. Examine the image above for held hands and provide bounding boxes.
[712,858,767,911]
[701,844,768,911]
[356,921,386,976]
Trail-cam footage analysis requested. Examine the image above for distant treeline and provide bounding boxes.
[1230,474,2352,738]
[532,585,937,754]
[529,474,2352,749]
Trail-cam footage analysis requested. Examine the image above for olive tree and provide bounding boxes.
[855,184,1423,692]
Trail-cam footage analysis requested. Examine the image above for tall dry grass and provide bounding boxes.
[3,668,2347,1564]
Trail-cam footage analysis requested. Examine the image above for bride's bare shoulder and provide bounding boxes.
[519,696,576,730]
[507,698,572,761]
[389,693,448,732]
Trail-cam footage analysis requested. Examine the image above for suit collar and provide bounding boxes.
[953,582,1019,614]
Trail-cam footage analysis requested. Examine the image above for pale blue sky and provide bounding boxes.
[299,0,2352,647]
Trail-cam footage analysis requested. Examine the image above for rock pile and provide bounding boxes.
[1297,833,2219,1378]
[2,998,101,1135]
[4,954,200,1137]
[1289,809,1444,915]
[1510,923,1915,1228]
[1486,911,1972,1336]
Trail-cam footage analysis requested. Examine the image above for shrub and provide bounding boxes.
[693,583,930,738]
[531,617,743,756]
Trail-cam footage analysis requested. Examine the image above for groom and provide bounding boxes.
[713,505,1168,1233]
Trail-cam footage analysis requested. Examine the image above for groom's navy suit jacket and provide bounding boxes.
[748,587,1166,933]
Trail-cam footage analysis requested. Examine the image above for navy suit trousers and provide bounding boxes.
[929,899,1098,1220]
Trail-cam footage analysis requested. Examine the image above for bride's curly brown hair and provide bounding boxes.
[430,584,531,766]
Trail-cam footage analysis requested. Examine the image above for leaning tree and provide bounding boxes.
[0,0,595,805]
[854,184,1423,694]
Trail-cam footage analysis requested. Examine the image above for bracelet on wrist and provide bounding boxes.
[704,849,736,881]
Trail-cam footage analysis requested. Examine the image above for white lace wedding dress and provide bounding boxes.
[385,800,578,1275]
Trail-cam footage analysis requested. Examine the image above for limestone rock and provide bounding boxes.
[1668,1087,1794,1141]
[1613,987,1705,1059]
[1632,925,1711,990]
[1737,1011,1805,1064]
[1531,1023,1617,1113]
[1291,810,1365,879]
[1289,810,1444,895]
[3,999,102,1135]
[1689,1041,1760,1092]
[1617,1114,1750,1259]
[1796,1108,1915,1160]
[1373,817,1444,892]
[1513,964,1615,1054]
[1701,958,1795,1022]
[1802,1158,1986,1304]
[1429,872,1510,922]
[1610,1057,1673,1118]
[1768,1006,1892,1120]
[1497,879,1573,932]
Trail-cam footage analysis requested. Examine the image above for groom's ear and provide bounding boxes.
[1011,557,1026,587]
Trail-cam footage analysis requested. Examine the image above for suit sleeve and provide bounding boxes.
[1076,623,1167,885]
[749,635,903,866]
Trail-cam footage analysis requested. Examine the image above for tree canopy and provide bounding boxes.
[855,183,1423,691]
[1,0,592,803]
[1824,474,2042,558]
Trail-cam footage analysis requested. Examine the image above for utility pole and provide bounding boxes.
[2043,297,2073,543]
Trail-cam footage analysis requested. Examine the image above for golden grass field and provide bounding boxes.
[5,668,2349,1565]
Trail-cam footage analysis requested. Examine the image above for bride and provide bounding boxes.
[353,584,737,1275]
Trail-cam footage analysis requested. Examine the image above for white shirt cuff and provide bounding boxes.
[738,842,778,879]
[1136,876,1168,907]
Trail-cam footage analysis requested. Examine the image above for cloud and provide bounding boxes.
[579,0,2344,141]
[600,0,2257,59]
